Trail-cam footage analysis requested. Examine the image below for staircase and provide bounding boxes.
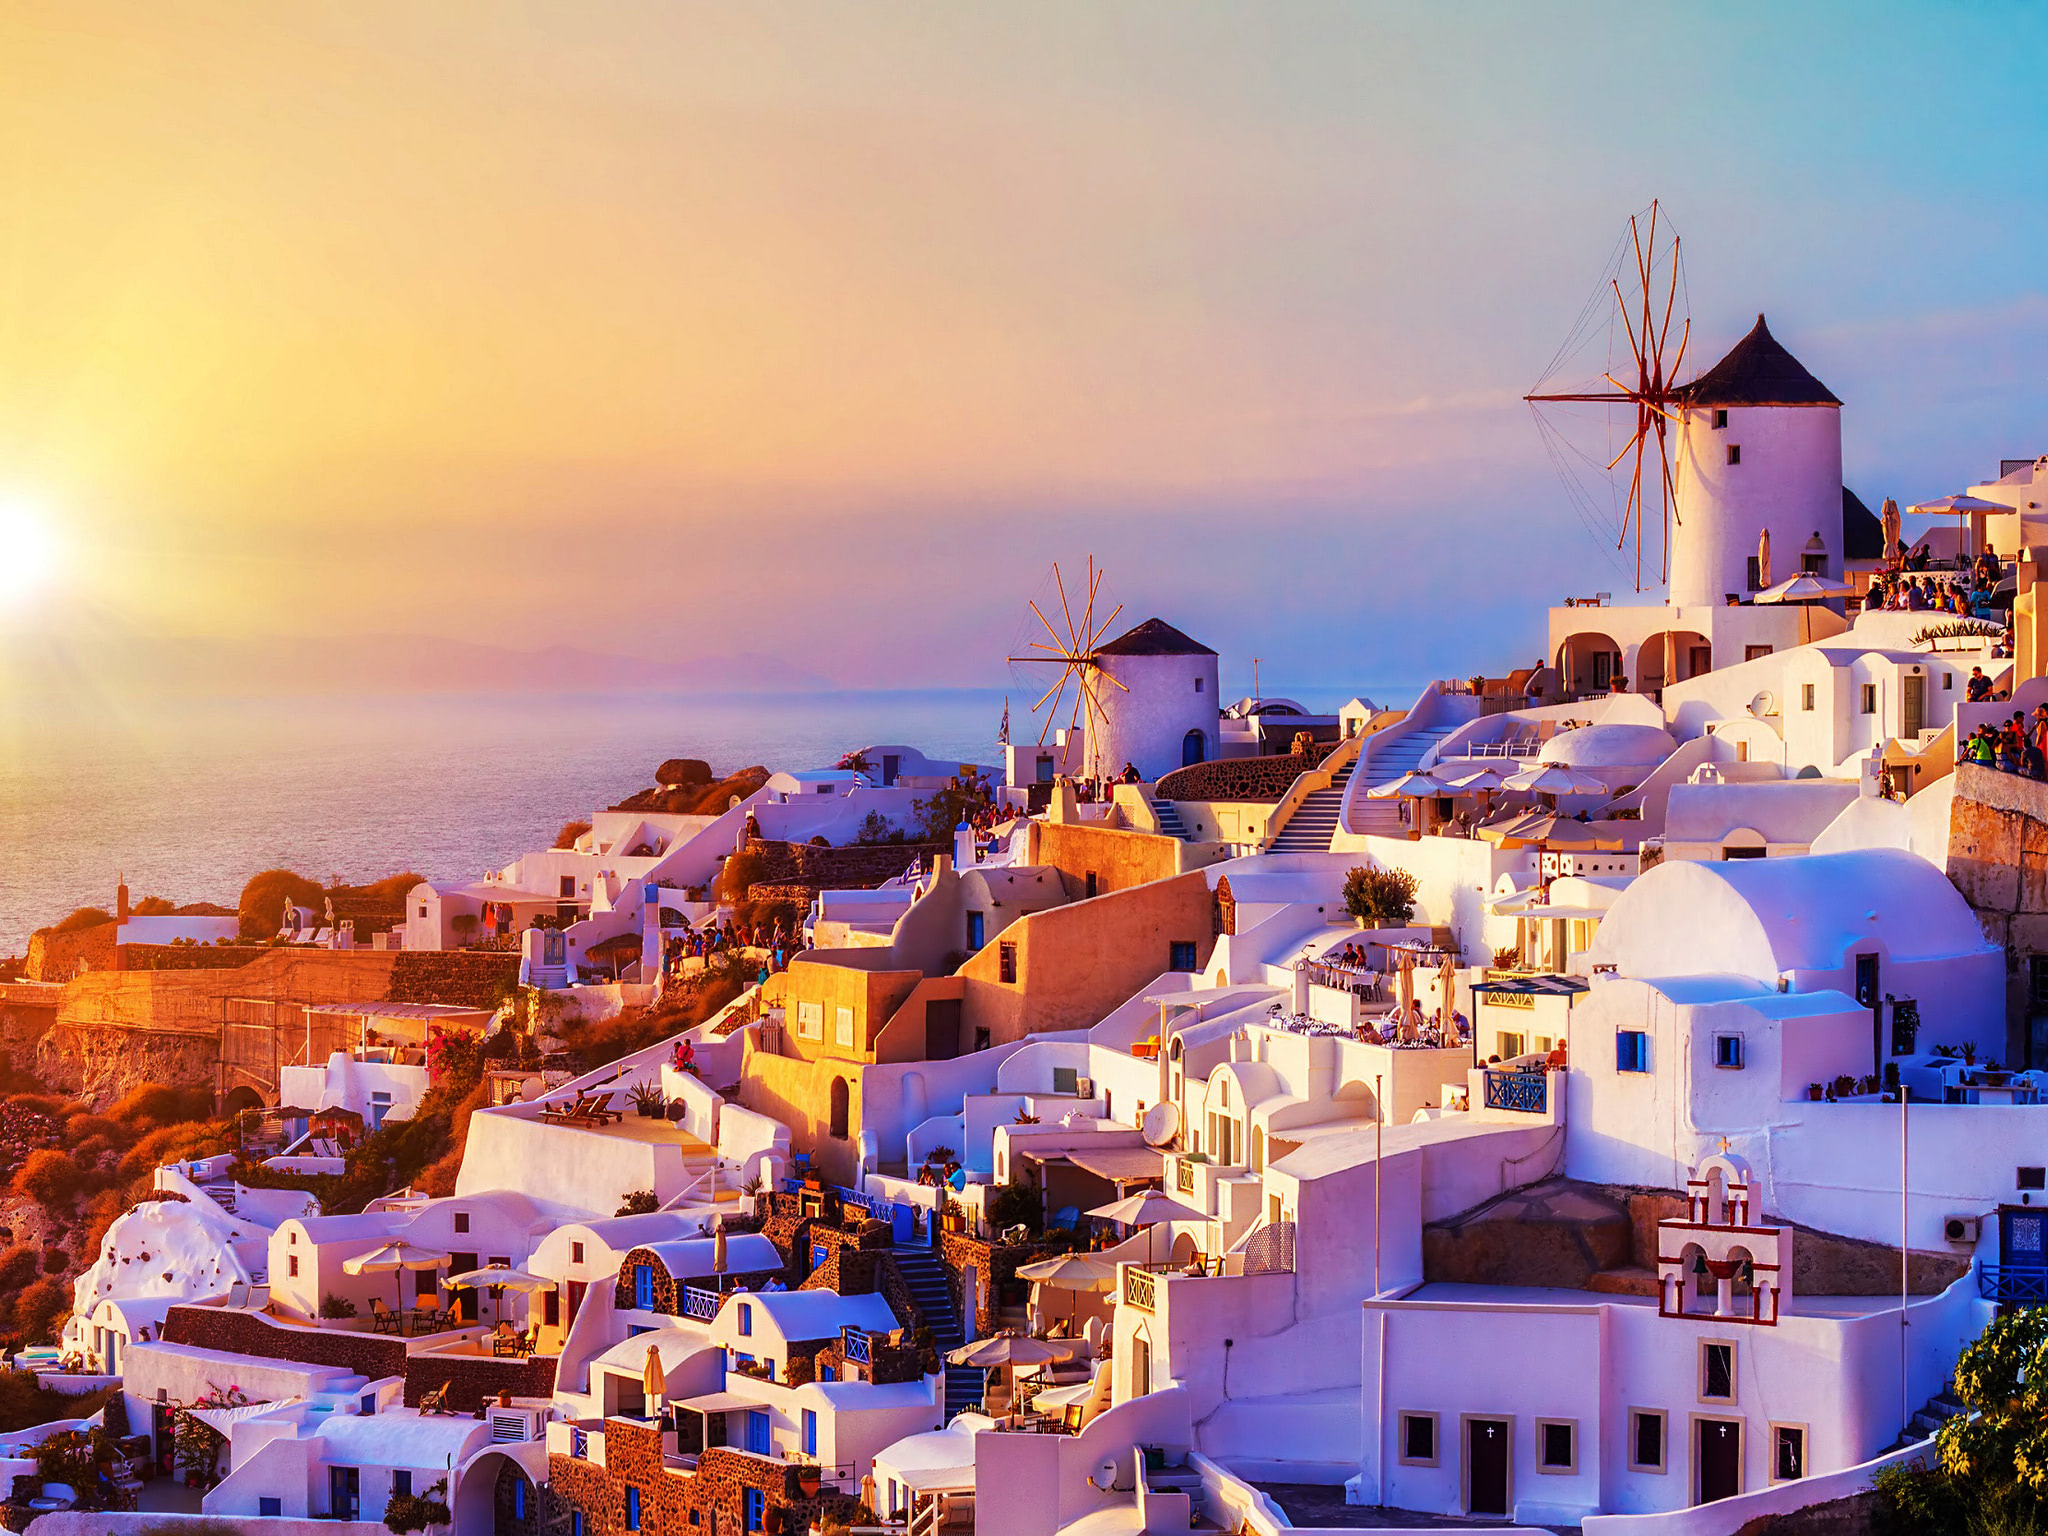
[893,1249,982,1420]
[1267,760,1358,854]
[1889,1382,1968,1450]
[199,1181,239,1214]
[1148,800,1190,839]
[1343,722,1465,839]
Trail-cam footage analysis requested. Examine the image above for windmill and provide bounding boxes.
[1006,559,1128,775]
[1526,200,1691,590]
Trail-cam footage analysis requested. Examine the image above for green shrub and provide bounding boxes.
[384,1477,452,1533]
[986,1182,1044,1234]
[12,1149,80,1207]
[615,1190,658,1217]
[318,1294,358,1319]
[1342,865,1420,928]
[236,869,324,939]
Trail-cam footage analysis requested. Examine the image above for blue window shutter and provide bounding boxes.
[804,1408,818,1455]
[635,1265,654,1309]
[626,1486,642,1531]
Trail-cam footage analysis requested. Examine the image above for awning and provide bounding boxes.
[672,1391,757,1415]
[1062,1148,1168,1184]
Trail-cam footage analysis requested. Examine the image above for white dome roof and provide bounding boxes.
[1540,723,1677,769]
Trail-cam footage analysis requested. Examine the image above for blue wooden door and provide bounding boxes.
[748,1409,770,1455]
[634,1265,654,1310]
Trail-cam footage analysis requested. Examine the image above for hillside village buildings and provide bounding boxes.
[18,313,2048,1536]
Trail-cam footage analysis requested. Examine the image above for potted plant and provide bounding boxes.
[797,1464,822,1497]
[1807,1082,1824,1101]
[1963,1041,1978,1066]
[628,1081,666,1119]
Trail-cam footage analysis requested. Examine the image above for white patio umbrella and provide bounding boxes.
[1754,573,1853,605]
[1086,1191,1206,1227]
[1443,765,1511,792]
[946,1332,1075,1412]
[1909,494,2004,560]
[443,1266,552,1328]
[1503,763,1609,797]
[1368,772,1445,799]
[343,1239,451,1318]
[1015,1253,1116,1335]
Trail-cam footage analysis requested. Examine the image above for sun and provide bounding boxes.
[0,497,60,608]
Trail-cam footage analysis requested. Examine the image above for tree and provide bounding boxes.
[1343,865,1420,929]
[50,907,112,934]
[1876,1308,2048,1532]
[911,769,994,843]
[237,869,323,939]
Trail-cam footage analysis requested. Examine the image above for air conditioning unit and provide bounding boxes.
[1076,1077,1095,1098]
[1942,1214,1981,1246]
[488,1405,547,1444]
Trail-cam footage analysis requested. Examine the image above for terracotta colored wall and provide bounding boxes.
[1027,819,1184,898]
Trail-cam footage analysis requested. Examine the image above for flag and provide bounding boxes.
[998,697,1010,746]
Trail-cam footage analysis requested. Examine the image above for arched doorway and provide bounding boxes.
[828,1078,850,1141]
[1556,632,1624,702]
[1182,730,1206,767]
[1635,630,1710,701]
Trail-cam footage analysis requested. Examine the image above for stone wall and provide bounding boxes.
[401,1352,557,1413]
[117,944,264,973]
[0,984,58,1072]
[25,923,116,983]
[1945,761,2048,1065]
[549,1423,862,1536]
[162,1304,407,1379]
[1154,749,1325,804]
[386,951,520,1009]
[937,1231,1065,1337]
[739,838,947,899]
[612,1244,782,1316]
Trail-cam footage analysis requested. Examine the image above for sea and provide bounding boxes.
[0,689,1012,957]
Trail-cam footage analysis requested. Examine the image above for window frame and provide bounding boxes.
[998,941,1018,983]
[1712,1034,1744,1070]
[1628,1408,1668,1474]
[1535,1417,1578,1476]
[1617,1029,1649,1074]
[1727,443,1741,466]
[1801,682,1816,712]
[1698,1338,1738,1405]
[1396,1410,1440,1468]
[1769,1421,1808,1483]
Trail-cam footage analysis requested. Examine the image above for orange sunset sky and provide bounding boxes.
[2,3,2047,691]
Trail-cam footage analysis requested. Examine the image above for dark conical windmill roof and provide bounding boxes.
[1093,617,1216,658]
[1676,314,1840,408]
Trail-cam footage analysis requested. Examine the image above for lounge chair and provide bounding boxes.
[246,1284,271,1312]
[223,1283,249,1309]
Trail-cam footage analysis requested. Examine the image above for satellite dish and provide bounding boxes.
[1748,691,1777,719]
[1088,1459,1119,1492]
[1141,1101,1180,1148]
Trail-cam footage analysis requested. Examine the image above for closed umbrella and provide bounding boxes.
[712,1215,728,1280]
[1757,527,1772,591]
[1438,952,1457,1030]
[644,1343,667,1416]
[343,1239,450,1319]
[1881,497,1901,562]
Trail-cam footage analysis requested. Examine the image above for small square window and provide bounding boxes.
[1771,1423,1806,1482]
[1713,408,1728,429]
[1052,1067,1079,1095]
[454,1212,470,1234]
[1537,1418,1577,1473]
[999,942,1018,983]
[1629,1409,1666,1473]
[1801,683,1815,712]
[260,1498,283,1517]
[1617,1030,1649,1074]
[1195,677,1203,693]
[288,1255,299,1278]
[560,875,577,899]
[1943,672,1953,689]
[1727,444,1742,466]
[1713,1034,1744,1070]
[1861,683,1877,715]
[571,1241,585,1264]
[1700,1340,1736,1403]
[392,1471,411,1497]
[2020,1167,2047,1191]
[1170,941,1199,972]
[1398,1412,1437,1466]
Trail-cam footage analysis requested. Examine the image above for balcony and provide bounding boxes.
[1483,1068,1548,1114]
[1980,1265,2048,1305]
[841,1326,872,1366]
[1124,1268,1156,1313]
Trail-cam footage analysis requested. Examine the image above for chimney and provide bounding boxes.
[116,874,129,925]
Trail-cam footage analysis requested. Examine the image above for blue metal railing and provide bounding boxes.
[681,1286,721,1321]
[571,1427,588,1459]
[842,1326,872,1365]
[1980,1265,2048,1304]
[1483,1069,1548,1114]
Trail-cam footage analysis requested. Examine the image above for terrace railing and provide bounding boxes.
[841,1326,872,1366]
[1980,1265,2048,1305]
[1124,1268,1156,1313]
[680,1286,721,1321]
[1242,1219,1297,1276]
[1484,1068,1549,1115]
